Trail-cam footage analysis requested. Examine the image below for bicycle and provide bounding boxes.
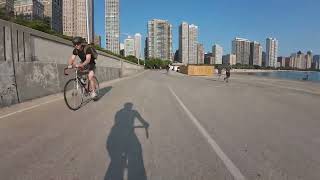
[63,66,100,111]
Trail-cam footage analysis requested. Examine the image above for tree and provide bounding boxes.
[0,7,10,20]
[125,55,139,64]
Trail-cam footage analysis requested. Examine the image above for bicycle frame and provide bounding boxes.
[64,67,89,93]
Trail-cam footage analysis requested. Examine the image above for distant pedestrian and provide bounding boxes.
[302,72,309,81]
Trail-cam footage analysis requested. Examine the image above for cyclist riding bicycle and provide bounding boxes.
[166,64,170,74]
[68,36,97,98]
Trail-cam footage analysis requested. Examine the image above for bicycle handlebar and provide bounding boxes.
[64,66,84,76]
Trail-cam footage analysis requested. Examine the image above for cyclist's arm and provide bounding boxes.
[135,111,149,128]
[68,55,76,66]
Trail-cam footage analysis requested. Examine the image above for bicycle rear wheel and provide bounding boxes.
[64,79,83,110]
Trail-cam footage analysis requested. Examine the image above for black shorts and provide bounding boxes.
[84,63,96,72]
[226,72,230,77]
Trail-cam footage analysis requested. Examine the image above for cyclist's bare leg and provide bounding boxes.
[88,70,96,92]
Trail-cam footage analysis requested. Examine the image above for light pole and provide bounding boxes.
[86,0,91,43]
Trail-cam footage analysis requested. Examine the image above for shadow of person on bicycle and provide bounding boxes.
[81,86,113,107]
[94,86,113,101]
[104,102,149,180]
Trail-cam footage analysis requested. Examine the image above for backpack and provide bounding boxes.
[83,44,98,59]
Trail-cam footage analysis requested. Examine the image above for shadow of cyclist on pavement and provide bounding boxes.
[105,102,149,180]
[94,86,113,101]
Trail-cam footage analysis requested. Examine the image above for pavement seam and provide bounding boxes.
[168,86,246,180]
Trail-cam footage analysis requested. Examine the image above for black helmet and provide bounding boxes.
[72,36,83,45]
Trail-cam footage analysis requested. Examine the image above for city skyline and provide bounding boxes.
[94,0,320,56]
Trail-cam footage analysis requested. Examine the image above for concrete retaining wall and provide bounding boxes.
[0,19,143,107]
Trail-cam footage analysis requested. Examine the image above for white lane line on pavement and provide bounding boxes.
[0,97,63,120]
[168,86,246,180]
[0,70,148,120]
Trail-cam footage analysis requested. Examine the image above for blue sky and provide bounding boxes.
[94,0,320,56]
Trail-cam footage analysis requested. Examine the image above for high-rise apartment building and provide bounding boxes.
[204,53,212,64]
[222,54,237,65]
[290,51,305,69]
[134,33,141,59]
[277,56,286,67]
[313,55,320,70]
[147,19,172,61]
[250,41,262,66]
[179,22,200,64]
[213,44,223,64]
[105,0,120,54]
[266,37,278,67]
[179,22,189,64]
[188,24,198,64]
[305,51,312,69]
[232,38,251,65]
[197,43,204,64]
[124,36,135,57]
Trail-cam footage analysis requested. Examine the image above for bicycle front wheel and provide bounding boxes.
[64,79,83,110]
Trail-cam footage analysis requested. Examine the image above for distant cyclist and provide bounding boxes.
[224,64,231,83]
[68,37,97,98]
[166,64,170,74]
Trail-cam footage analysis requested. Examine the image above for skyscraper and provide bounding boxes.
[174,50,179,62]
[134,33,141,59]
[305,51,312,69]
[179,22,200,64]
[222,54,237,65]
[232,38,251,65]
[105,0,120,54]
[262,51,267,67]
[266,38,278,67]
[277,56,286,67]
[40,0,63,33]
[63,0,94,42]
[179,22,189,64]
[147,19,172,61]
[188,24,198,64]
[204,53,212,64]
[197,43,204,64]
[250,41,262,66]
[213,44,223,64]
[124,36,135,57]
[313,55,320,70]
[290,51,306,69]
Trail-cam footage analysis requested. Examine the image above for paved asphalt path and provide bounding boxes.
[1,70,320,180]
